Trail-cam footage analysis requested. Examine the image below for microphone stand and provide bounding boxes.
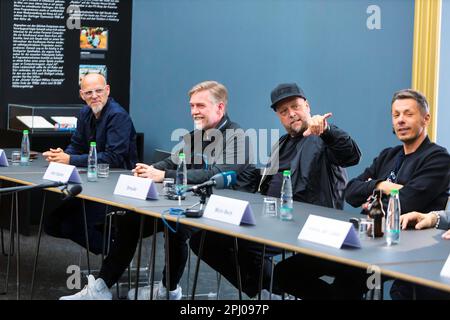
[186,185,213,217]
[0,180,63,299]
[0,181,66,195]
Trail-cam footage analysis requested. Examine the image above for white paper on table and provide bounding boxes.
[43,162,82,184]
[440,254,450,279]
[113,174,158,200]
[16,116,54,129]
[0,149,8,167]
[203,194,256,226]
[298,215,361,249]
[51,116,78,126]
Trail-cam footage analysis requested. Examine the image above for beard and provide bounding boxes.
[91,105,104,115]
[288,120,308,136]
[194,121,203,130]
[397,131,421,145]
[395,126,424,145]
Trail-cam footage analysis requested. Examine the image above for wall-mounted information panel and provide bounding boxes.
[0,0,132,129]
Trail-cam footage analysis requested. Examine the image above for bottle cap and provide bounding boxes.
[90,141,96,147]
[390,189,399,195]
[179,152,185,159]
[23,130,29,134]
[283,170,291,176]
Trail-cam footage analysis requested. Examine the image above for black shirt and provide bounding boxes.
[266,135,302,198]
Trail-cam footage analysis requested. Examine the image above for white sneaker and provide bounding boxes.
[127,281,182,300]
[259,289,283,300]
[59,275,112,300]
[258,289,298,300]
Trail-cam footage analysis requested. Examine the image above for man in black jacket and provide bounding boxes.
[59,80,251,300]
[345,90,449,214]
[43,73,138,255]
[273,89,449,300]
[189,83,362,299]
[345,89,450,300]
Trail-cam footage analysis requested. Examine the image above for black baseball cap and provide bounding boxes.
[270,83,306,111]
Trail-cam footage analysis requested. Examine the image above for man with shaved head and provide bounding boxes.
[43,73,138,254]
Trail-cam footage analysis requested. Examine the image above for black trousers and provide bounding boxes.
[390,280,450,300]
[189,231,283,298]
[44,198,108,255]
[98,212,195,291]
[273,254,368,300]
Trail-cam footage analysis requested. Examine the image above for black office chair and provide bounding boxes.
[151,149,173,164]
[136,133,145,163]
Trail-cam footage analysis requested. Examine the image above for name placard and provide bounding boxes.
[203,194,256,225]
[440,254,450,279]
[113,174,158,200]
[43,162,82,183]
[0,149,8,167]
[298,215,361,249]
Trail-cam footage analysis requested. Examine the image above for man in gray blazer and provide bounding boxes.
[400,210,450,238]
[390,210,450,299]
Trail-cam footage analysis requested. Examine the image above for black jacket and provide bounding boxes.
[238,124,361,209]
[153,114,251,184]
[66,98,138,169]
[345,137,450,214]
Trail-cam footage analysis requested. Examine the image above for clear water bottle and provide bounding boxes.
[279,170,293,221]
[87,141,98,182]
[386,189,401,245]
[175,152,187,196]
[20,129,30,166]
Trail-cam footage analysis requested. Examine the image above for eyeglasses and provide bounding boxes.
[81,87,107,98]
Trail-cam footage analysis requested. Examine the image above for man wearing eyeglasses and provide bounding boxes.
[43,73,138,255]
[58,80,251,300]
[43,73,137,169]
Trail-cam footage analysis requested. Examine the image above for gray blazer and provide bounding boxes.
[437,210,450,230]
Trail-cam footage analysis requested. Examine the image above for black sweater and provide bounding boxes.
[346,137,450,214]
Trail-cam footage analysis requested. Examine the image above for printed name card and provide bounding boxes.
[113,174,158,200]
[0,149,8,167]
[203,194,256,226]
[440,254,450,279]
[298,215,361,249]
[43,162,82,183]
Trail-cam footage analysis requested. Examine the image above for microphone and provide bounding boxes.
[61,184,83,200]
[186,171,237,192]
[184,171,237,218]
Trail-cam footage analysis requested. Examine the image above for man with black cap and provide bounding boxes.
[189,83,361,299]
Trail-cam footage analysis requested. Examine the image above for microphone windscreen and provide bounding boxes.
[213,171,237,189]
[69,184,83,197]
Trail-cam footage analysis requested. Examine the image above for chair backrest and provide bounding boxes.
[136,132,144,162]
[0,128,23,148]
